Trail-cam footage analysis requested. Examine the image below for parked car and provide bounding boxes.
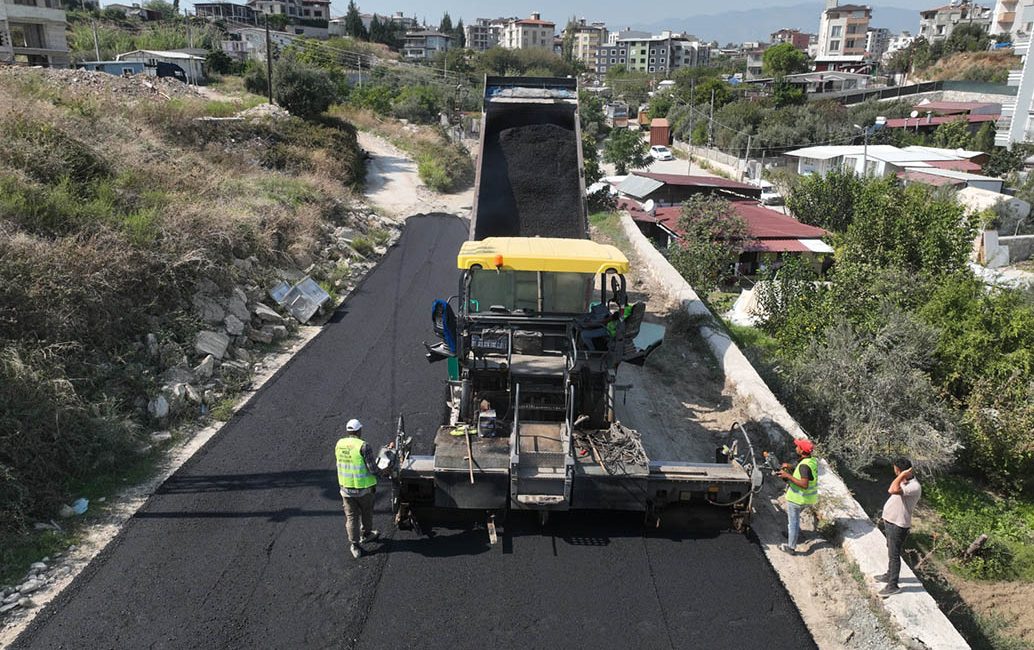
[649,145,674,161]
[755,179,783,205]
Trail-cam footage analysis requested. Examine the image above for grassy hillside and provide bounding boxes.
[917,51,1020,84]
[0,67,371,554]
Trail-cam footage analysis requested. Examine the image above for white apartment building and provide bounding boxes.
[402,30,451,60]
[918,1,992,42]
[865,27,890,58]
[606,28,649,46]
[500,12,555,51]
[223,26,298,62]
[564,18,607,67]
[997,38,1034,144]
[883,30,915,60]
[595,31,709,75]
[991,0,1034,39]
[817,0,872,58]
[464,17,506,52]
[0,0,69,67]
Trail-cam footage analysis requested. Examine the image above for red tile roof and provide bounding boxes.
[625,199,829,242]
[915,101,1000,114]
[897,170,966,187]
[924,159,983,172]
[884,113,998,128]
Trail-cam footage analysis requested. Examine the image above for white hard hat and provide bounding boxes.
[346,418,363,433]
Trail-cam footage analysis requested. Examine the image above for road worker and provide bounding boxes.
[777,438,818,555]
[335,418,381,559]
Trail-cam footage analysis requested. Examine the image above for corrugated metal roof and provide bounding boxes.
[785,145,861,160]
[617,175,664,199]
[635,171,757,191]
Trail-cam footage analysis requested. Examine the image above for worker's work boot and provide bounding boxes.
[361,530,380,544]
[878,584,901,597]
[778,543,796,555]
[350,544,363,559]
[873,572,891,582]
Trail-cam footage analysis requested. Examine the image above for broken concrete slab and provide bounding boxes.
[194,355,215,379]
[252,303,284,325]
[224,314,245,336]
[195,331,230,360]
[192,295,225,323]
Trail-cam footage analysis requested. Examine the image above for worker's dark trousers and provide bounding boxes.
[885,521,910,587]
[341,489,375,545]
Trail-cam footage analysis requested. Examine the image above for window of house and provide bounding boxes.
[649,66,655,72]
[650,57,655,63]
[830,39,841,50]
[831,25,842,37]
[937,24,945,34]
[650,49,655,54]
[303,9,309,16]
[12,0,37,6]
[610,58,615,63]
[619,57,625,63]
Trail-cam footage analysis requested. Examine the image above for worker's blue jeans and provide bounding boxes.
[786,501,803,550]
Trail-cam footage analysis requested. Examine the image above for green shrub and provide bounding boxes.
[272,52,339,119]
[414,137,473,192]
[391,85,443,124]
[0,116,111,185]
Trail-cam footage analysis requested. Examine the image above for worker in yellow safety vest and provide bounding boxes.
[336,419,382,559]
[776,438,818,555]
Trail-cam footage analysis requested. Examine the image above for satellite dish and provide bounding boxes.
[910,110,919,118]
[643,199,656,215]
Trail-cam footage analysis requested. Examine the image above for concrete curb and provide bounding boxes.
[619,213,970,650]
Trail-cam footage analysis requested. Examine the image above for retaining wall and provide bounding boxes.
[1002,234,1034,263]
[619,213,970,649]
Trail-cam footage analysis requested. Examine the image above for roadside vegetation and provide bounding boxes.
[706,172,1034,648]
[0,67,372,579]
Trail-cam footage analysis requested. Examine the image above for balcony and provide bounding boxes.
[1009,70,1024,86]
[1014,40,1029,56]
[4,0,65,22]
[998,11,1016,23]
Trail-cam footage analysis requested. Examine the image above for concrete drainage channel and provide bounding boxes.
[618,213,970,650]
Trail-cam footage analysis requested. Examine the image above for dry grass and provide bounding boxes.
[0,69,369,537]
[918,51,1020,84]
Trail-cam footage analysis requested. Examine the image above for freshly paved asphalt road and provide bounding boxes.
[14,214,814,649]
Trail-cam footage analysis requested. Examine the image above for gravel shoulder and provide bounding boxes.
[357,131,473,219]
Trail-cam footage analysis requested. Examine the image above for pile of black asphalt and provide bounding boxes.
[475,123,584,240]
[13,214,814,650]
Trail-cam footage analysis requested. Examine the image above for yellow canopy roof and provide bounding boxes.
[457,237,629,274]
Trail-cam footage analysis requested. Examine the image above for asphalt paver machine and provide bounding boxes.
[385,77,760,537]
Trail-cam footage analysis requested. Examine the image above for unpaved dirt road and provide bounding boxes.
[12,215,814,650]
[358,131,473,219]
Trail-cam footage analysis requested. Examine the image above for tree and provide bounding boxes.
[206,49,237,75]
[265,12,289,30]
[668,195,753,292]
[602,127,648,175]
[142,0,176,20]
[944,22,991,55]
[785,168,864,232]
[273,52,338,119]
[343,0,367,40]
[578,90,608,138]
[692,77,733,110]
[582,131,603,186]
[762,43,808,78]
[368,14,382,42]
[930,117,973,149]
[647,92,673,120]
[973,121,995,153]
[438,12,452,35]
[454,18,465,48]
[391,85,442,123]
[561,16,577,64]
[771,81,806,107]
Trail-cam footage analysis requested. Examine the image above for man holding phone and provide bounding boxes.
[877,458,922,597]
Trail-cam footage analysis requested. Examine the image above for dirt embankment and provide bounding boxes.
[0,66,390,585]
[917,51,1019,83]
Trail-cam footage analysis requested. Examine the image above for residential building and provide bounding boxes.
[616,172,762,206]
[223,26,297,61]
[786,144,991,178]
[865,27,890,59]
[883,30,915,61]
[776,69,871,94]
[746,47,765,79]
[812,54,871,73]
[194,2,258,25]
[990,0,1034,39]
[817,0,872,58]
[356,11,417,31]
[403,30,451,60]
[595,32,709,75]
[78,60,146,75]
[246,0,328,35]
[770,28,812,50]
[0,0,69,67]
[919,1,993,42]
[564,18,607,67]
[606,28,649,45]
[104,3,162,20]
[464,17,506,52]
[500,12,555,50]
[997,38,1034,144]
[116,49,205,83]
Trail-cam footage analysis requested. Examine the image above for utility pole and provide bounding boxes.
[265,15,274,105]
[687,78,695,176]
[358,57,362,89]
[708,88,715,148]
[743,133,752,182]
[91,20,100,61]
[185,8,193,49]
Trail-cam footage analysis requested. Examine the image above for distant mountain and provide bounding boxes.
[628,3,919,45]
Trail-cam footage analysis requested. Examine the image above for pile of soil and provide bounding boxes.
[475,123,584,239]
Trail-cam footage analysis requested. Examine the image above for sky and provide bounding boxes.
[320,0,939,26]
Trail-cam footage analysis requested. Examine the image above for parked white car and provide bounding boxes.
[649,145,674,161]
[755,180,783,206]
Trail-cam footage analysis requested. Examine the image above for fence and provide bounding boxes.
[812,80,943,105]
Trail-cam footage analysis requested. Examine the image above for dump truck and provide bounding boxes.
[386,77,760,535]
